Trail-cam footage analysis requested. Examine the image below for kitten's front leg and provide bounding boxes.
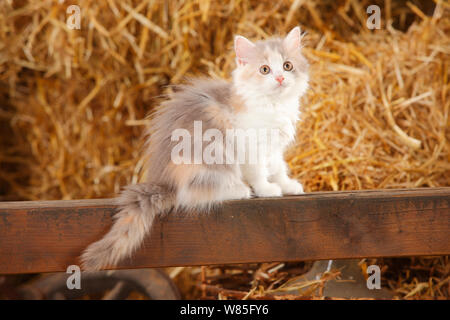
[269,157,304,195]
[241,163,282,197]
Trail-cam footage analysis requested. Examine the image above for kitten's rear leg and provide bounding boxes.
[205,167,251,201]
[176,168,251,208]
[218,182,251,201]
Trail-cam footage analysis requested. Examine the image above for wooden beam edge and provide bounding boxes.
[0,188,449,274]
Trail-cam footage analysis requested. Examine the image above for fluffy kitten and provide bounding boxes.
[81,27,309,271]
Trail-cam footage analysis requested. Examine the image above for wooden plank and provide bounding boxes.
[0,188,449,274]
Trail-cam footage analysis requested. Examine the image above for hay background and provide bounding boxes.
[0,0,449,299]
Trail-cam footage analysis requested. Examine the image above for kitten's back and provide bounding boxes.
[145,79,237,188]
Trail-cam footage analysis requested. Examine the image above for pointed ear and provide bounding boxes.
[284,26,302,52]
[234,35,255,66]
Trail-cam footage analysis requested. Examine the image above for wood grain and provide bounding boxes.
[0,188,449,274]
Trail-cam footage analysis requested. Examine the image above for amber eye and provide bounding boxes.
[283,61,293,71]
[259,65,270,75]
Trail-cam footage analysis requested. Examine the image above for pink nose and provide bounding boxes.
[275,75,284,84]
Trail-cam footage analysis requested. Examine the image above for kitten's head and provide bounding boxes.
[232,27,309,101]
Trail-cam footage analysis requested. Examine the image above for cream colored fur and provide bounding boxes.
[80,27,309,270]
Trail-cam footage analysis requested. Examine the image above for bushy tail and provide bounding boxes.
[81,183,174,271]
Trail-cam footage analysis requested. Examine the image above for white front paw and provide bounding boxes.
[239,185,252,199]
[279,179,304,195]
[253,182,282,198]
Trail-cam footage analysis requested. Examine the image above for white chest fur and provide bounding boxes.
[234,95,300,148]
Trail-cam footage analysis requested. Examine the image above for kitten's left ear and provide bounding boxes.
[284,26,302,52]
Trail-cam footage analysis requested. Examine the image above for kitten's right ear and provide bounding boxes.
[234,35,255,66]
